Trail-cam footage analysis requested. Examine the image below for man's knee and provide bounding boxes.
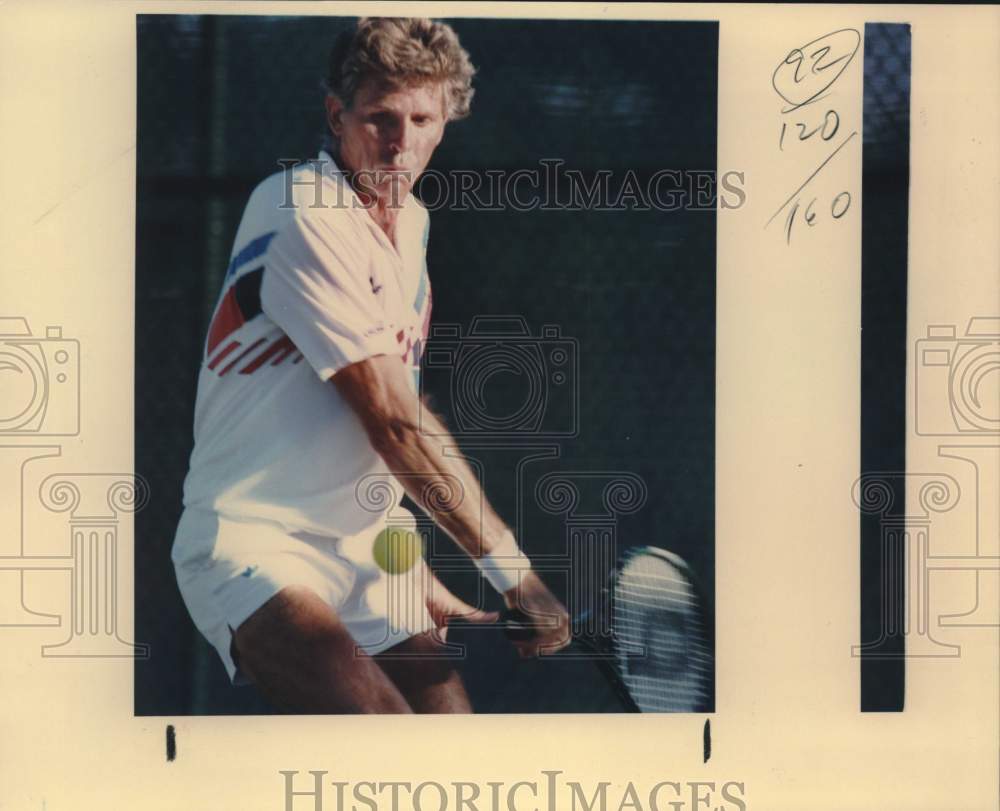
[375,631,471,713]
[376,630,460,686]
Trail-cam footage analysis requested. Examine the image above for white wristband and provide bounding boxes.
[475,530,531,594]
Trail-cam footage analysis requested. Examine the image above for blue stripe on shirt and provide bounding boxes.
[413,262,428,314]
[225,231,278,280]
[413,216,430,312]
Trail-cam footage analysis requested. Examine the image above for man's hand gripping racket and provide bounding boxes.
[501,571,573,657]
[502,547,713,713]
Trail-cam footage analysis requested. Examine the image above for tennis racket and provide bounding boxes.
[503,546,713,713]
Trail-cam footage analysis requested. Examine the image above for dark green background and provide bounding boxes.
[135,15,717,714]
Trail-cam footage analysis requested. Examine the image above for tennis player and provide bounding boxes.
[171,17,570,713]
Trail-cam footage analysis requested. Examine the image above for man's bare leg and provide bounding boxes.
[375,630,473,714]
[232,585,413,713]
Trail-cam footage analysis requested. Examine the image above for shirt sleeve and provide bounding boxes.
[260,213,397,381]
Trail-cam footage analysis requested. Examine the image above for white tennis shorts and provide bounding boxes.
[171,507,437,684]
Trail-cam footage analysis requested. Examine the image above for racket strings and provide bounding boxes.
[610,549,712,712]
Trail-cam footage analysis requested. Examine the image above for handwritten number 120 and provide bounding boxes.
[779,109,840,151]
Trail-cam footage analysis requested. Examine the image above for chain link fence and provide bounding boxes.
[862,23,911,171]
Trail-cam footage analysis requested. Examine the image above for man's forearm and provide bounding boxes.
[369,404,512,559]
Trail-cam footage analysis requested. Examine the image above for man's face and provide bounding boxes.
[327,77,447,204]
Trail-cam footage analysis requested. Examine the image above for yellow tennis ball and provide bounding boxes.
[372,527,423,574]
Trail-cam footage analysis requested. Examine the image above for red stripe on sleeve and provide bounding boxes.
[239,335,297,375]
[206,288,246,355]
[218,338,267,377]
[207,340,241,370]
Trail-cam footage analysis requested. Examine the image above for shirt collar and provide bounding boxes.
[318,150,413,260]
[316,149,416,218]
[316,149,356,200]
[316,149,341,177]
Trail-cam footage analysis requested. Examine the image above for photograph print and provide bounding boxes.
[135,14,720,715]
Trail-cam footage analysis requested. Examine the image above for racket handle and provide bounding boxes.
[500,608,538,641]
[502,608,591,641]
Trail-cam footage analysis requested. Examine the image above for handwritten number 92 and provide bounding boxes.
[772,29,861,108]
[769,29,861,245]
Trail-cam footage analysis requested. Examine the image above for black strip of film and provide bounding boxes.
[859,22,912,712]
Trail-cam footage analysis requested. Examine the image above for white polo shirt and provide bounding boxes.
[177,151,433,544]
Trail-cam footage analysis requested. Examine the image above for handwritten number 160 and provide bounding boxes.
[786,190,851,244]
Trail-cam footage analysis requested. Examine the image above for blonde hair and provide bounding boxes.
[326,17,475,121]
